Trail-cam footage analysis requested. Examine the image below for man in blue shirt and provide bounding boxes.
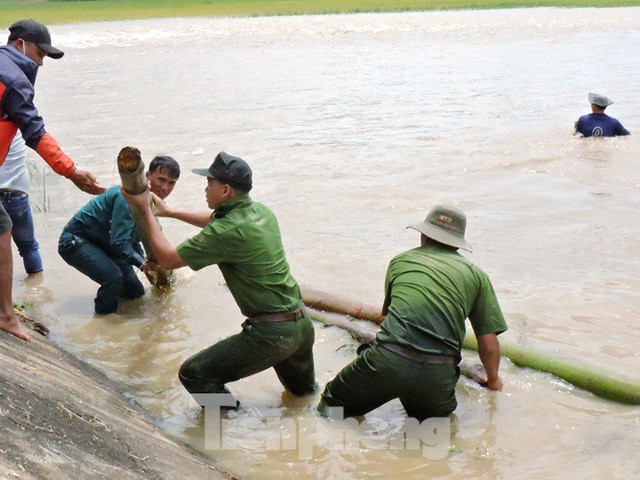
[574,93,630,137]
[58,156,180,314]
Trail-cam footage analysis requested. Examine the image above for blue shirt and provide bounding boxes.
[575,113,630,137]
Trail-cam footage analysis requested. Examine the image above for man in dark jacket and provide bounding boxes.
[1,19,105,340]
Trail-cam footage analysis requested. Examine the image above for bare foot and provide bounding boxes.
[25,272,44,288]
[0,314,30,341]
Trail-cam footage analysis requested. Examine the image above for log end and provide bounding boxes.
[117,146,143,173]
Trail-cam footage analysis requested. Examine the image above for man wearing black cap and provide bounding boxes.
[122,152,317,408]
[318,205,507,421]
[1,19,105,340]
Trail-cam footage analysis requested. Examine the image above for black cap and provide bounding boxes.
[8,19,64,60]
[192,152,253,192]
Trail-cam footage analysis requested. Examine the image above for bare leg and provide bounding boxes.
[0,230,29,341]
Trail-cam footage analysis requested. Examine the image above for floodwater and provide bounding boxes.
[9,7,640,479]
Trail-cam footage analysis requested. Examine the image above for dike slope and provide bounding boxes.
[0,328,232,479]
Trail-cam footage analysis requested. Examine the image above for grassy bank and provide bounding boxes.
[0,0,639,26]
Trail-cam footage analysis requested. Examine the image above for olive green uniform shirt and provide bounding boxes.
[176,194,302,317]
[377,243,507,357]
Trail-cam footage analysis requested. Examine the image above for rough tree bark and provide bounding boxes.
[117,146,172,287]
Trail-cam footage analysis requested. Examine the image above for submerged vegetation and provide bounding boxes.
[0,0,639,26]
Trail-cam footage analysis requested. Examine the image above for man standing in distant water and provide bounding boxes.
[574,93,630,137]
[1,19,105,341]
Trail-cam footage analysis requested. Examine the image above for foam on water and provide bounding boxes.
[52,8,640,48]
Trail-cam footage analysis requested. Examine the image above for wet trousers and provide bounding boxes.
[58,231,144,314]
[179,315,317,405]
[0,191,42,273]
[318,344,459,421]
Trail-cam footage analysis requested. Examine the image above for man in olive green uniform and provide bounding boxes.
[318,205,507,421]
[122,152,316,407]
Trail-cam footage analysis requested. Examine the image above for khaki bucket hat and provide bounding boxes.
[407,205,472,252]
[588,92,613,108]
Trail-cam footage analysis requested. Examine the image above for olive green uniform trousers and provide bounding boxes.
[318,345,459,421]
[179,315,316,404]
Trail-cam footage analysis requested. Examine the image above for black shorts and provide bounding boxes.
[0,199,12,235]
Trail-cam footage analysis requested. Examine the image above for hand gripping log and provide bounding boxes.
[117,146,172,287]
[301,285,640,404]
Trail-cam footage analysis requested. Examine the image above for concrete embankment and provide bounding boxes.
[0,327,232,479]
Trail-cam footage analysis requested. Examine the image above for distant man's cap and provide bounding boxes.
[8,19,64,59]
[192,152,252,192]
[407,205,472,252]
[588,92,613,108]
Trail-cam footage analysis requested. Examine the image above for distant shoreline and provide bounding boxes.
[1,0,639,27]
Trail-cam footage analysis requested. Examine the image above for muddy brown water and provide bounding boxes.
[11,8,640,478]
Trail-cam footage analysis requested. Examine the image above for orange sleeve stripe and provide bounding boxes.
[0,121,17,166]
[35,132,76,177]
[0,83,12,165]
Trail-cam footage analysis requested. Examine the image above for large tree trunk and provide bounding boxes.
[117,146,172,287]
[301,285,640,405]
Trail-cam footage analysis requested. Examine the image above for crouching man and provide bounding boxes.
[318,205,507,421]
[58,155,180,314]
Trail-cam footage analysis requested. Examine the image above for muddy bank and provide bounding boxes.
[0,327,232,480]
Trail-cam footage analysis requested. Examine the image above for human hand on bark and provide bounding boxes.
[141,261,161,273]
[150,192,171,217]
[121,186,151,213]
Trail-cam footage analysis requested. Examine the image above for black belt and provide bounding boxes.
[246,308,305,324]
[378,342,457,365]
[0,188,24,197]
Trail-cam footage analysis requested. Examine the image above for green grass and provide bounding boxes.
[0,0,639,26]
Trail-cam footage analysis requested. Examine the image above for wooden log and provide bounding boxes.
[302,286,640,405]
[462,334,640,405]
[117,146,172,287]
[302,285,385,324]
[14,307,49,337]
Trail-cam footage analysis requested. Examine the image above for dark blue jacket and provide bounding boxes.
[0,45,75,175]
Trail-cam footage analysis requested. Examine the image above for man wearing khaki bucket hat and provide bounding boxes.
[318,205,507,421]
[574,92,630,137]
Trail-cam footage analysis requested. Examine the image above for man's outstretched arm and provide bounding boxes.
[150,192,211,228]
[121,187,185,270]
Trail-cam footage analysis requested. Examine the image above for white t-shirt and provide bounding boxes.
[0,131,29,193]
